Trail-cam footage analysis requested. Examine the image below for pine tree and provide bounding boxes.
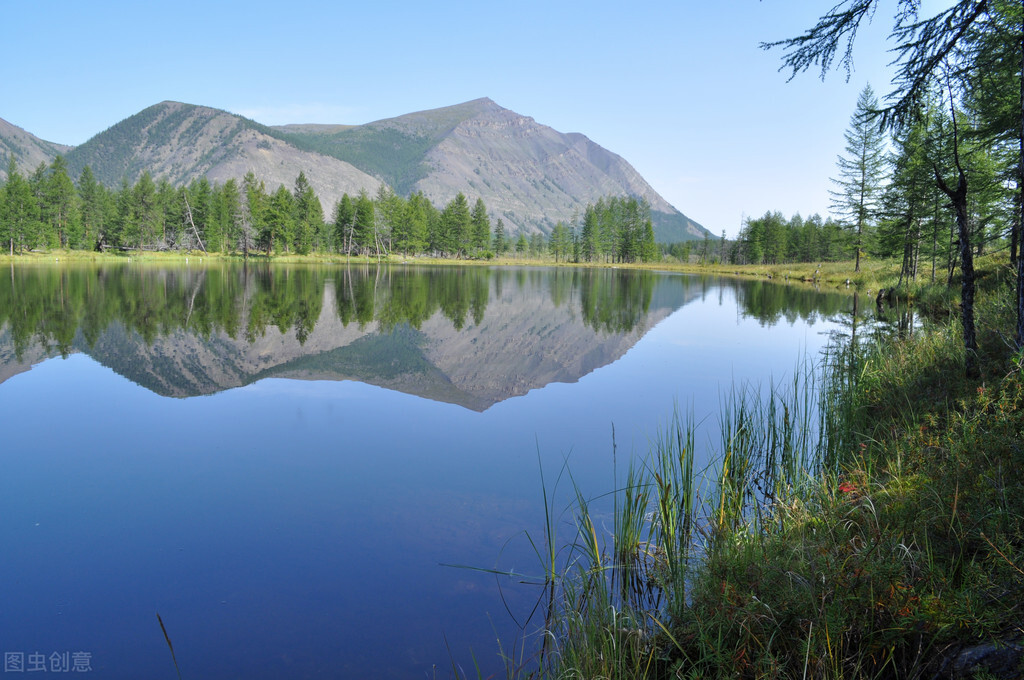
[373,184,400,257]
[186,177,214,252]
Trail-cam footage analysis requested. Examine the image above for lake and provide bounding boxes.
[0,262,865,678]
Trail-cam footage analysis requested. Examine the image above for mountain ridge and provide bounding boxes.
[1,99,710,241]
[273,97,708,240]
[62,101,382,212]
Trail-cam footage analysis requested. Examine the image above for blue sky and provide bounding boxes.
[2,1,920,236]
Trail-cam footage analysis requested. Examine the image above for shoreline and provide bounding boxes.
[0,247,925,288]
[508,254,1024,679]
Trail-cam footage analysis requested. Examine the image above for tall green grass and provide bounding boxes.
[476,356,853,680]
[476,276,1024,679]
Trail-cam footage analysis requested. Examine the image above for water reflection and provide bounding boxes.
[874,295,920,341]
[0,262,865,680]
[733,279,850,326]
[0,263,858,410]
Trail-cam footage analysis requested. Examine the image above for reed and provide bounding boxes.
[485,362,834,680]
[484,269,1024,680]
[156,612,183,680]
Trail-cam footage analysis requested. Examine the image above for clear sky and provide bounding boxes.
[1,1,927,237]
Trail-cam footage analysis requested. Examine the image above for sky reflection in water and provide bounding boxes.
[0,264,856,679]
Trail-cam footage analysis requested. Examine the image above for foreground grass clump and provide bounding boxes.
[678,376,1024,678]
[503,277,1024,680]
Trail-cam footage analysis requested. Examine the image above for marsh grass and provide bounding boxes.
[463,363,839,680]
[156,612,183,680]
[475,267,1024,680]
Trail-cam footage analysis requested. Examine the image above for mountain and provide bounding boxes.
[3,99,709,241]
[64,101,382,211]
[0,117,72,181]
[274,98,709,241]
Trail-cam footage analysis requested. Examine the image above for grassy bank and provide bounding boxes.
[0,246,943,290]
[0,247,983,302]
[493,259,1023,679]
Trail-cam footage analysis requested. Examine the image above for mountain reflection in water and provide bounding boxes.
[0,263,857,410]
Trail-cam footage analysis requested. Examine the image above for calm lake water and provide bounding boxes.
[0,262,869,679]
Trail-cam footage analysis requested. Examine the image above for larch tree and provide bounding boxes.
[1,158,41,255]
[43,156,79,249]
[764,0,995,376]
[439,193,471,257]
[876,106,935,283]
[470,198,491,255]
[515,233,528,256]
[402,191,433,255]
[240,172,266,258]
[76,166,106,251]
[333,193,355,255]
[353,190,376,256]
[374,184,400,257]
[293,171,323,254]
[831,84,887,272]
[216,178,242,254]
[492,217,507,255]
[549,221,572,262]
[265,185,294,255]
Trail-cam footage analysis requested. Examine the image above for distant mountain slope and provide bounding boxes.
[0,117,72,181]
[4,99,708,241]
[270,100,477,199]
[64,101,381,213]
[274,98,709,241]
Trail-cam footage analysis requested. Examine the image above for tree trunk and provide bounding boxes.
[855,216,862,272]
[947,216,958,287]
[1016,9,1024,355]
[936,166,979,378]
[1013,190,1021,268]
[931,196,940,282]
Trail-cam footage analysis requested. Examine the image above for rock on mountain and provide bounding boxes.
[274,98,709,241]
[64,101,381,212]
[0,117,72,181]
